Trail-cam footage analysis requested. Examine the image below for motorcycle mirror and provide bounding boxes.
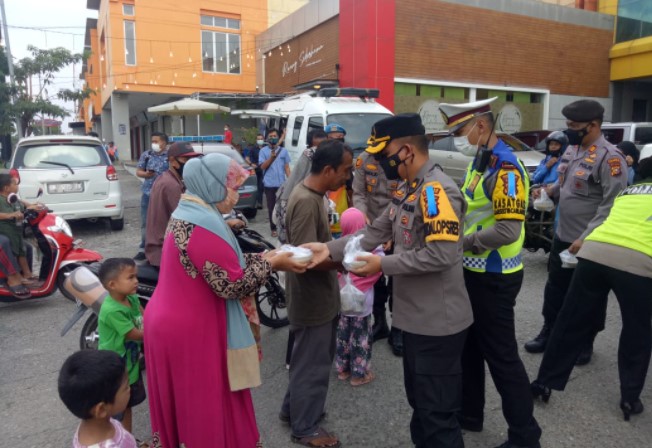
[36,188,43,199]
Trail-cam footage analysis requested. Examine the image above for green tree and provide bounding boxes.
[0,45,88,137]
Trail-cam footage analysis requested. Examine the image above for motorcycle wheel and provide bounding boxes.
[255,274,289,328]
[80,313,99,350]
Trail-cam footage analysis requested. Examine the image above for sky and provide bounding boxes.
[2,0,96,128]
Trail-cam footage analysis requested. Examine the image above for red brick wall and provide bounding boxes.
[395,0,612,97]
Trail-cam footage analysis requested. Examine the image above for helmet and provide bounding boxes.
[544,131,568,153]
[324,123,346,135]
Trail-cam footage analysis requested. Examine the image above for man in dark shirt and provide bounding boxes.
[245,133,265,209]
[145,143,202,266]
[280,140,353,448]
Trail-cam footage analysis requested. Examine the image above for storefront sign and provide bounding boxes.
[418,100,446,133]
[499,104,522,133]
[282,44,325,77]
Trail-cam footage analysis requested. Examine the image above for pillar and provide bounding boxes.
[110,93,132,160]
[339,0,396,111]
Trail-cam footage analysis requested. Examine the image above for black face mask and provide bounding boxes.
[379,147,407,180]
[564,125,590,146]
[175,160,186,177]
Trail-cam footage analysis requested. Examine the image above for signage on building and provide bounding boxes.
[418,100,446,133]
[118,124,127,135]
[498,104,522,133]
[282,44,325,78]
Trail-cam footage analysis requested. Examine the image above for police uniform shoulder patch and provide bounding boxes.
[365,163,378,171]
[607,157,622,177]
[355,157,363,169]
[420,181,460,243]
[492,168,526,221]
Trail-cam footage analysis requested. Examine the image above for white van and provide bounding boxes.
[601,122,652,150]
[232,88,393,164]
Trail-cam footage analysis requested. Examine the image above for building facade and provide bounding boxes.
[257,0,616,133]
[81,0,271,159]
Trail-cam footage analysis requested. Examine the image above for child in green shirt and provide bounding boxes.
[98,258,145,435]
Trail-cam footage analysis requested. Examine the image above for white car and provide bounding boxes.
[640,143,652,161]
[9,136,124,230]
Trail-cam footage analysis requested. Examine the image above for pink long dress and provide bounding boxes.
[145,220,271,448]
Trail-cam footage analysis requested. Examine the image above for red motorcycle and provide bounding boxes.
[0,197,102,303]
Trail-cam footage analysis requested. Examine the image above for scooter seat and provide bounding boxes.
[137,263,159,283]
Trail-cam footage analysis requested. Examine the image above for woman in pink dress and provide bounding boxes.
[145,153,307,448]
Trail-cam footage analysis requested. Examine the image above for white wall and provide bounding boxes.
[548,93,614,130]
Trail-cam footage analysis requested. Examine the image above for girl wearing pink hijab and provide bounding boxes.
[335,208,384,386]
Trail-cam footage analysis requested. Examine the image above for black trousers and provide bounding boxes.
[255,169,264,205]
[372,275,391,314]
[537,258,652,403]
[542,238,607,335]
[264,187,279,231]
[462,270,542,446]
[403,329,467,448]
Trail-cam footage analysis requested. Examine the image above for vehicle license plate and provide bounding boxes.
[47,182,84,194]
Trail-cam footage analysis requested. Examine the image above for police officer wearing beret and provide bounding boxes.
[352,128,400,353]
[440,97,542,448]
[525,100,627,364]
[305,114,473,448]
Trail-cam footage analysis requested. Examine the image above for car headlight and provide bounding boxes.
[47,216,73,237]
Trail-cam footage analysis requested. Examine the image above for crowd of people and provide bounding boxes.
[49,97,651,448]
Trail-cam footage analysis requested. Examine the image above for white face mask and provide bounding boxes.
[256,139,264,146]
[453,123,478,157]
[151,143,161,152]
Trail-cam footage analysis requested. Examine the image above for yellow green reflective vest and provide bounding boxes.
[461,142,529,274]
[585,182,652,257]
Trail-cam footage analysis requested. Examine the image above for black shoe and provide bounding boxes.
[133,252,147,261]
[620,399,644,421]
[531,380,551,403]
[372,311,390,342]
[256,203,263,209]
[458,415,483,432]
[388,327,403,357]
[524,323,551,354]
[494,441,541,448]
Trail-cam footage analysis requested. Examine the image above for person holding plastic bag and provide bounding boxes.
[336,208,383,387]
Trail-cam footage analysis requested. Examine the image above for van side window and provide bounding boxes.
[291,116,304,147]
[307,116,324,145]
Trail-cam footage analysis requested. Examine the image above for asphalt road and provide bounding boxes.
[1,166,650,447]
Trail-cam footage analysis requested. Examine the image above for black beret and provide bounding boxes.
[366,113,425,154]
[562,100,604,122]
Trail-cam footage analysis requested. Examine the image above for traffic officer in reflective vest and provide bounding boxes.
[352,141,401,354]
[532,156,652,421]
[305,114,473,447]
[440,98,542,448]
[525,100,628,364]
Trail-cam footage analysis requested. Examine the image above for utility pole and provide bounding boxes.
[0,0,23,137]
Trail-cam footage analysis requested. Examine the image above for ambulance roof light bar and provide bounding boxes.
[316,88,380,100]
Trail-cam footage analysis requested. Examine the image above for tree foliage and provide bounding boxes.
[0,45,92,137]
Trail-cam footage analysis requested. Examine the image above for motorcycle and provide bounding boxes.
[0,191,102,303]
[523,184,556,254]
[61,211,288,350]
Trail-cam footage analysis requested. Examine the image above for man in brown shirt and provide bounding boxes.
[280,140,353,448]
[145,143,202,266]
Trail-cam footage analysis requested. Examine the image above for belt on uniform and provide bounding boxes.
[463,254,522,271]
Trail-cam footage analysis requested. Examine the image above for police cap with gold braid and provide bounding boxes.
[366,113,426,154]
[439,97,498,133]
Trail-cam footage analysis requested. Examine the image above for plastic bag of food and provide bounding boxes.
[340,273,365,315]
[559,249,578,269]
[343,235,372,271]
[276,245,314,263]
[533,188,555,212]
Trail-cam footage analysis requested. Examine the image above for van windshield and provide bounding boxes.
[327,113,392,155]
[634,126,652,146]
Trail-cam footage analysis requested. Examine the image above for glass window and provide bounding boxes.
[616,0,652,43]
[202,31,240,74]
[307,116,324,145]
[123,4,134,16]
[200,15,212,26]
[124,21,136,66]
[227,19,240,30]
[214,17,227,28]
[634,126,652,146]
[327,113,392,155]
[200,14,240,30]
[291,116,304,146]
[16,145,105,169]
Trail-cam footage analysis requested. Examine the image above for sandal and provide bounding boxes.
[291,427,340,447]
[337,371,351,381]
[350,371,375,387]
[8,284,32,299]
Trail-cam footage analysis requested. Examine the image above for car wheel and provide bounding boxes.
[109,217,124,231]
[242,208,257,219]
